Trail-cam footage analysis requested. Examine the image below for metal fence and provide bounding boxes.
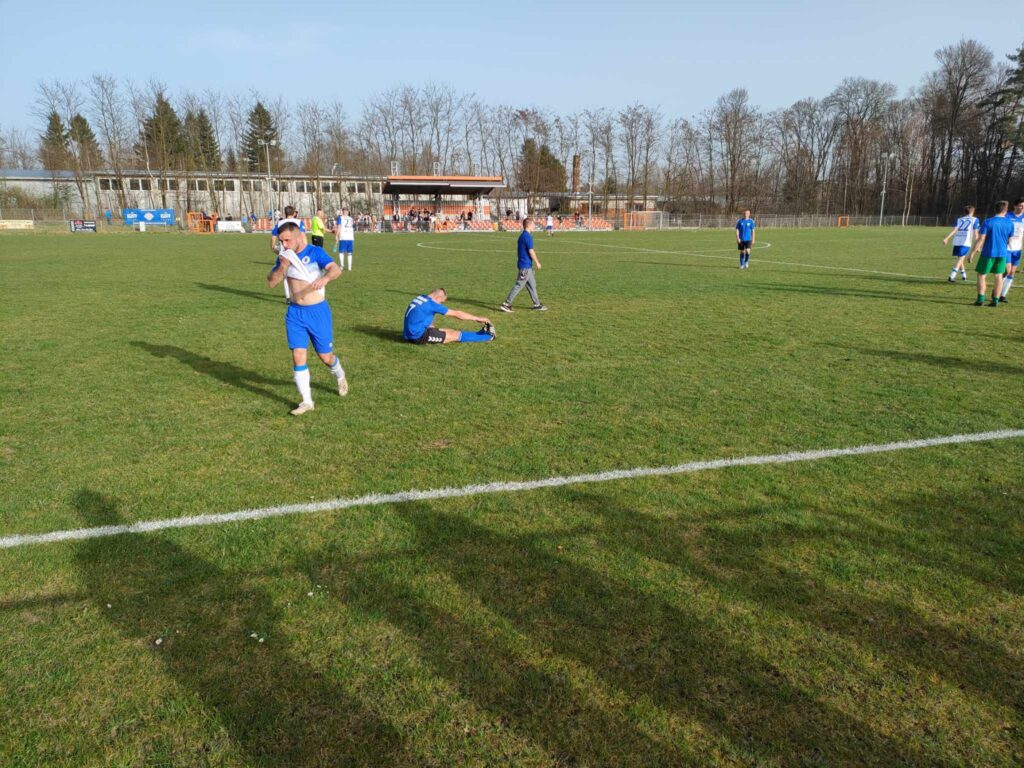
[623,212,941,229]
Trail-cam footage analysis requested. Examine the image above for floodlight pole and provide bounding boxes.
[878,152,889,227]
[259,138,276,215]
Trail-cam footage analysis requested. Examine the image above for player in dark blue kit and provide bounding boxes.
[736,210,755,269]
[403,288,495,344]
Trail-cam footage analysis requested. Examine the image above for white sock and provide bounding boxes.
[328,357,345,381]
[293,366,312,404]
[949,268,958,280]
[347,253,353,270]
[1002,275,1013,297]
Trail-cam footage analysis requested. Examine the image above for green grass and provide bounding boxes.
[0,226,1021,767]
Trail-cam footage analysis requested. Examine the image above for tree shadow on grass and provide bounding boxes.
[738,282,959,306]
[825,342,1023,377]
[74,490,409,767]
[565,487,1024,714]
[195,282,283,305]
[324,502,941,767]
[131,342,335,406]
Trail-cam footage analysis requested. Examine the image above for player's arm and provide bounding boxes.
[942,226,957,244]
[968,233,986,260]
[267,256,288,288]
[269,233,280,253]
[445,308,491,324]
[529,248,542,270]
[309,261,342,291]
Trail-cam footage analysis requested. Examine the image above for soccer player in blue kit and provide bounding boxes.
[500,217,546,312]
[267,221,348,415]
[999,198,1023,302]
[967,200,1015,307]
[403,288,495,344]
[736,210,755,269]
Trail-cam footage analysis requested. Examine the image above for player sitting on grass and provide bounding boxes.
[967,200,1014,307]
[943,205,979,282]
[999,199,1024,302]
[403,288,495,345]
[267,221,348,415]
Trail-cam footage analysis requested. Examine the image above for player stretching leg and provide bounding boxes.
[267,222,348,415]
[943,205,979,282]
[967,200,1014,307]
[999,199,1023,302]
[335,207,355,271]
[736,209,755,269]
[403,288,495,344]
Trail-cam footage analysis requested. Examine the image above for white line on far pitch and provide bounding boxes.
[557,238,938,281]
[2,429,1021,550]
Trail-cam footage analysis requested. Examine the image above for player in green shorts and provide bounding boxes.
[968,200,1014,307]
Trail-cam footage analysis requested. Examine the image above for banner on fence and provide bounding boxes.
[69,219,97,233]
[0,220,34,230]
[123,208,175,226]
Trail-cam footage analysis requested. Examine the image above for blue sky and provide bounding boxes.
[1,0,1021,135]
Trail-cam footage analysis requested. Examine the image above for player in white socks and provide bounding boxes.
[943,205,979,282]
[335,207,355,271]
[999,198,1023,303]
[267,221,348,415]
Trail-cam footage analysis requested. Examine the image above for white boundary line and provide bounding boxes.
[556,238,938,281]
[2,429,1021,550]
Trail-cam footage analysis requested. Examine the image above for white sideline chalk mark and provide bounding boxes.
[2,429,1022,550]
[558,238,937,281]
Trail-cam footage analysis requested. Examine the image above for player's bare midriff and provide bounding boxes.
[286,277,326,306]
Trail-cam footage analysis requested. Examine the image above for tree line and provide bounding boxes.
[1,38,1021,219]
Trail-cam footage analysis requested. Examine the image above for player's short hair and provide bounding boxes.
[522,217,531,228]
[431,287,447,300]
[996,200,1009,213]
[1014,198,1024,207]
[284,205,297,217]
[277,221,301,234]
[964,205,975,214]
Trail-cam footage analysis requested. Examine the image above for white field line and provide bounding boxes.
[2,429,1022,550]
[556,238,939,281]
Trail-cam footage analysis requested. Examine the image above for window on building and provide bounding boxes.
[213,180,235,192]
[372,183,382,194]
[321,182,341,193]
[272,180,288,192]
[356,183,366,194]
[347,183,357,194]
[192,180,208,191]
[157,179,177,191]
[241,180,262,192]
[100,178,123,191]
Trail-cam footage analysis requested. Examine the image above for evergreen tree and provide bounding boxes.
[517,138,568,194]
[39,110,70,171]
[69,113,102,170]
[184,108,220,171]
[136,91,185,171]
[242,101,284,173]
[225,147,238,172]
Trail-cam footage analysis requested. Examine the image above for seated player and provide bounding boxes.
[942,205,979,282]
[403,288,495,344]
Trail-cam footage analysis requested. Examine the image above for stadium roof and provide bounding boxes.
[382,175,505,196]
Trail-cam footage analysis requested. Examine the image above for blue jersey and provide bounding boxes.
[736,218,755,242]
[517,231,535,268]
[274,243,334,273]
[979,215,1014,259]
[403,294,448,341]
[271,219,306,236]
[1008,212,1023,253]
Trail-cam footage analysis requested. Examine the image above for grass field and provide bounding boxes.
[1,226,1022,767]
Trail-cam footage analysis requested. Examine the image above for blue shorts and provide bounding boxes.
[545,225,553,231]
[338,239,354,253]
[1008,251,1022,267]
[285,301,334,353]
[952,246,970,258]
